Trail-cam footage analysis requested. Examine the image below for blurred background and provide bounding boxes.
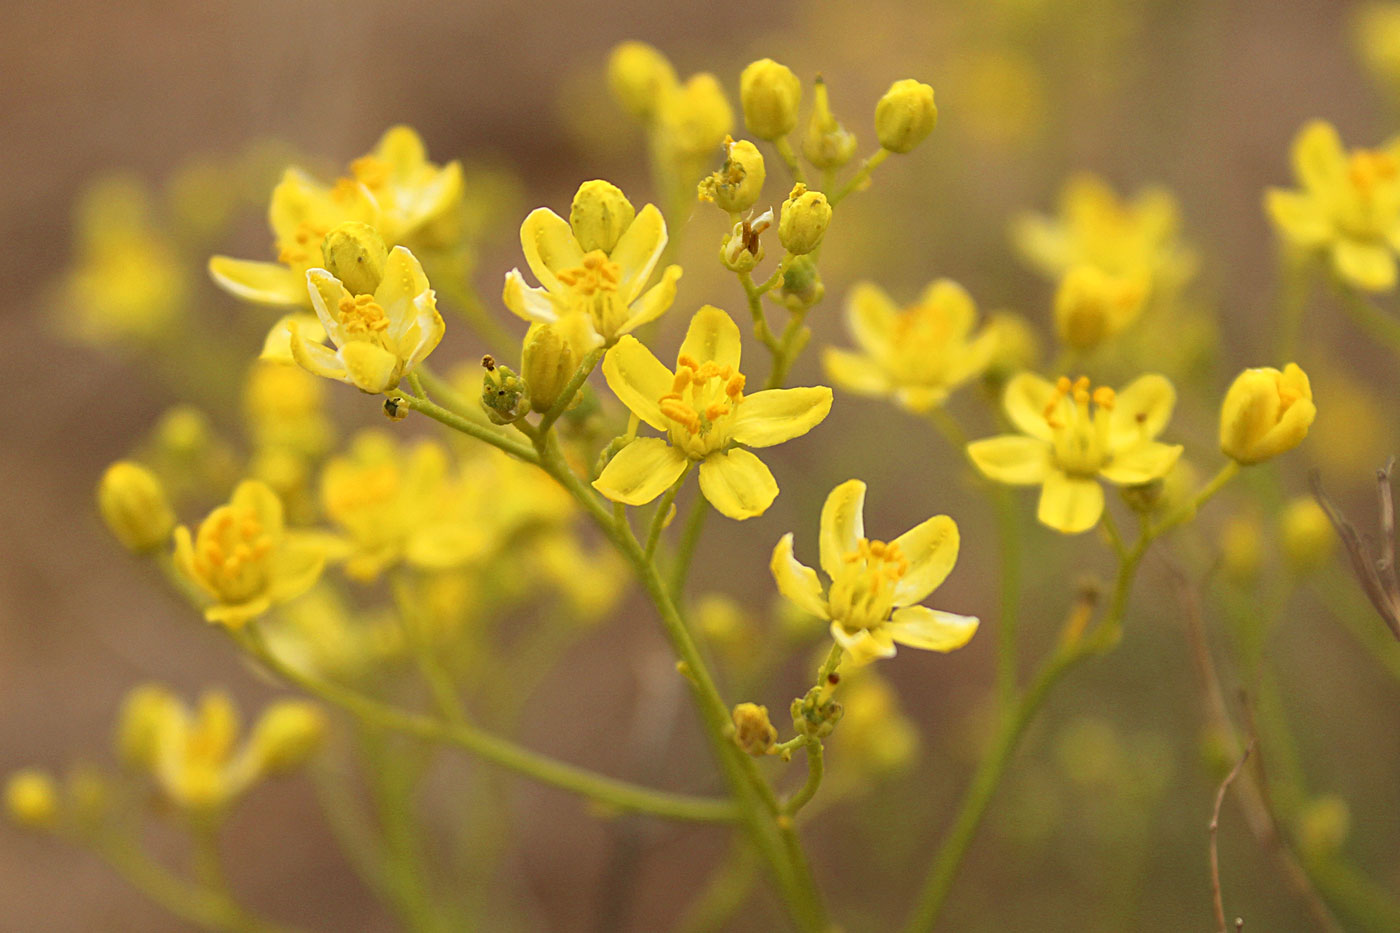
[5,0,1400,930]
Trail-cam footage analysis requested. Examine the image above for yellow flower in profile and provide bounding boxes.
[968,373,1183,534]
[594,306,832,520]
[770,479,978,666]
[1266,121,1400,291]
[503,181,683,352]
[173,480,325,627]
[347,125,464,247]
[209,168,378,306]
[292,242,445,394]
[1218,363,1316,465]
[1052,263,1148,351]
[822,279,998,412]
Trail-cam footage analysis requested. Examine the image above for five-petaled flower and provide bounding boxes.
[968,373,1183,534]
[771,479,979,666]
[593,305,832,520]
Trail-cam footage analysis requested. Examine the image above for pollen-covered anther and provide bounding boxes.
[1092,386,1116,410]
[556,251,621,295]
[338,294,389,335]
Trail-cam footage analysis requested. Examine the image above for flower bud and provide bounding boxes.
[97,461,175,554]
[5,771,58,829]
[1297,795,1350,858]
[249,701,326,774]
[1053,264,1146,350]
[321,222,387,296]
[779,255,824,309]
[116,683,178,770]
[803,77,857,169]
[659,73,733,159]
[569,180,635,254]
[778,184,832,255]
[1219,363,1316,465]
[981,311,1041,384]
[522,323,577,413]
[731,703,777,756]
[480,355,530,425]
[875,79,938,153]
[1220,514,1264,585]
[739,58,802,140]
[607,41,678,122]
[1280,497,1334,575]
[698,137,766,213]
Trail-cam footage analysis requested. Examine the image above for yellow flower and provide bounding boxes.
[1266,120,1400,291]
[97,461,176,554]
[209,168,378,306]
[1218,363,1316,465]
[968,373,1183,534]
[347,125,463,247]
[594,306,832,520]
[292,244,444,393]
[770,479,978,665]
[1052,263,1148,350]
[822,279,998,412]
[173,480,325,628]
[5,771,59,829]
[503,181,683,351]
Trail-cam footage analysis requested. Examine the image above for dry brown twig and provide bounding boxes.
[1311,458,1400,641]
[1210,738,1255,933]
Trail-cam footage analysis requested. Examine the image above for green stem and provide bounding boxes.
[360,727,440,933]
[992,487,1022,713]
[232,626,738,823]
[538,346,606,435]
[765,310,812,390]
[830,148,890,205]
[645,463,694,560]
[414,366,480,421]
[773,137,807,185]
[390,391,538,464]
[782,739,824,816]
[668,496,710,600]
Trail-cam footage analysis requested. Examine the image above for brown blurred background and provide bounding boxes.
[5,1,1400,930]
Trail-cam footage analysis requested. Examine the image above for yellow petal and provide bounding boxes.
[290,330,348,383]
[890,515,959,607]
[602,336,673,430]
[261,314,326,363]
[829,621,896,666]
[373,125,427,174]
[967,436,1053,485]
[820,479,865,579]
[1008,212,1069,277]
[503,268,561,323]
[205,596,272,630]
[822,348,892,397]
[375,246,431,319]
[611,203,668,302]
[617,265,682,335]
[1037,471,1104,534]
[402,293,446,369]
[771,533,829,619]
[1003,372,1059,441]
[1264,189,1331,246]
[1332,239,1397,292]
[520,207,583,291]
[593,438,689,505]
[1099,441,1183,486]
[887,606,979,652]
[1292,120,1345,193]
[845,282,897,355]
[1109,373,1176,445]
[231,480,284,538]
[698,449,779,520]
[208,257,306,306]
[339,341,402,393]
[267,536,326,605]
[916,279,976,339]
[678,305,742,371]
[307,269,352,345]
[729,387,833,448]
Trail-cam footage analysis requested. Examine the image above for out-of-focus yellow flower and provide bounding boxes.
[60,176,188,344]
[173,480,325,627]
[969,374,1183,534]
[503,181,682,352]
[97,461,176,554]
[532,531,629,622]
[261,585,404,681]
[656,73,734,162]
[4,771,59,829]
[1219,363,1316,465]
[244,361,333,456]
[771,479,978,665]
[740,58,802,141]
[874,79,938,154]
[607,41,680,123]
[1355,3,1400,91]
[822,279,998,412]
[246,702,327,774]
[292,242,444,394]
[1281,497,1334,575]
[348,126,463,248]
[1220,512,1264,584]
[1052,263,1148,350]
[209,168,378,306]
[830,669,919,775]
[594,306,832,520]
[982,311,1042,383]
[1266,121,1400,291]
[1011,173,1193,292]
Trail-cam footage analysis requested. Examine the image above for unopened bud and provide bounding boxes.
[803,77,857,169]
[1220,514,1264,584]
[569,180,635,254]
[98,461,175,554]
[116,683,177,771]
[522,323,577,413]
[778,184,831,255]
[1280,497,1334,575]
[740,58,802,140]
[250,702,326,774]
[1219,364,1315,465]
[480,356,530,424]
[1053,264,1145,350]
[698,137,766,213]
[875,79,938,154]
[607,41,678,122]
[321,222,387,296]
[5,771,58,829]
[732,703,777,756]
[779,255,824,309]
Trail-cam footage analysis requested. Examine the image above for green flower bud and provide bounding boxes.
[740,58,802,140]
[569,180,635,254]
[731,703,777,756]
[607,41,678,122]
[778,184,832,255]
[779,254,825,309]
[321,221,387,296]
[803,77,857,169]
[875,79,938,154]
[521,323,576,413]
[698,137,766,213]
[480,355,530,425]
[97,461,175,554]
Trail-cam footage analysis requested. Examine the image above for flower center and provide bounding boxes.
[1348,150,1398,193]
[888,305,955,384]
[193,505,273,603]
[338,294,390,342]
[828,538,908,632]
[1044,375,1116,477]
[277,220,329,271]
[657,354,746,458]
[350,155,391,192]
[557,251,628,337]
